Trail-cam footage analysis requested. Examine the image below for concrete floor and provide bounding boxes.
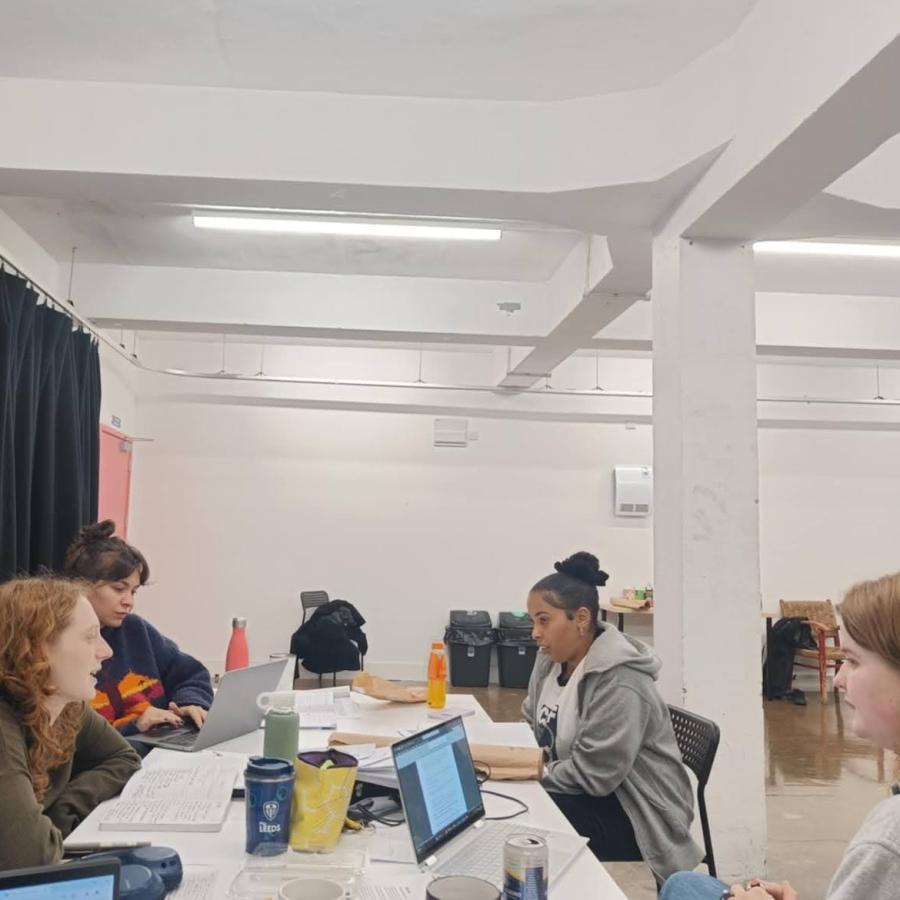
[301,679,898,898]
[460,684,899,899]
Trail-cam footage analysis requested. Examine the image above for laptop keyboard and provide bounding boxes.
[436,822,556,887]
[142,726,199,748]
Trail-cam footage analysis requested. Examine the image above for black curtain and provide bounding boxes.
[0,267,101,582]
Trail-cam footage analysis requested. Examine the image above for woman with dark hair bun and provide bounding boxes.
[522,551,701,882]
[64,521,213,737]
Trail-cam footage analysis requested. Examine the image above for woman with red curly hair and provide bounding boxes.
[0,577,141,870]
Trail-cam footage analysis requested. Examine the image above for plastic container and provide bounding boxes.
[226,616,250,671]
[497,611,538,690]
[444,611,496,688]
[427,642,448,709]
[226,849,366,900]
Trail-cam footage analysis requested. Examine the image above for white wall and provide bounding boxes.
[127,385,653,678]
[759,428,900,607]
[123,370,900,684]
[99,345,140,437]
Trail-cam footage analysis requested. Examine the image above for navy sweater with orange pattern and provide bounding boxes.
[92,614,213,735]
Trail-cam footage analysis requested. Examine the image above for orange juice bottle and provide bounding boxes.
[427,642,448,709]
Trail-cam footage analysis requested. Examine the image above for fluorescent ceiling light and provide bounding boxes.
[192,214,502,241]
[754,240,900,259]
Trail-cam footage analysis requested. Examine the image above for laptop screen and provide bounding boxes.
[0,860,118,900]
[392,717,484,863]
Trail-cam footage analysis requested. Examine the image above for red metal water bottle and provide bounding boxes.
[226,616,250,671]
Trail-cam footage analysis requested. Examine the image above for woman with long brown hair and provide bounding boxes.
[0,577,141,870]
[661,572,900,900]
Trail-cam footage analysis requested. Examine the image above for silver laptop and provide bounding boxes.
[390,717,587,888]
[132,659,288,752]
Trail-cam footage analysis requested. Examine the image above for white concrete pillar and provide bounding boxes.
[651,236,766,879]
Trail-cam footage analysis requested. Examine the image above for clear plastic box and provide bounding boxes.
[227,848,367,899]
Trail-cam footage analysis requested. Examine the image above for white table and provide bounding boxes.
[69,693,627,898]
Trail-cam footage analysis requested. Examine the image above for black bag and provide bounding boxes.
[290,599,368,675]
[764,616,817,699]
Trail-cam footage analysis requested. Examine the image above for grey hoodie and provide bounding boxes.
[522,623,703,881]
[826,785,900,900]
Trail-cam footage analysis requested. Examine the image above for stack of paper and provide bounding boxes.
[294,686,361,728]
[99,762,240,832]
[338,743,397,788]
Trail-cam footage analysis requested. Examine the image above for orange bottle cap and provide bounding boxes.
[432,642,444,649]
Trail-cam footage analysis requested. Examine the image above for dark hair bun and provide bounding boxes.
[81,520,117,541]
[555,551,609,587]
[69,520,116,550]
[65,520,117,564]
[63,520,149,585]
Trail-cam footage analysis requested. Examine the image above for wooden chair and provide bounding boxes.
[779,599,846,703]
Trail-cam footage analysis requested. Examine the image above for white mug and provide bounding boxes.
[278,877,344,900]
[257,690,295,711]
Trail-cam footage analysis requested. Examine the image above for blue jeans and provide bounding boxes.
[660,872,731,900]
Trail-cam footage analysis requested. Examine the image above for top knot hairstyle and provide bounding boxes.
[63,520,150,586]
[531,551,610,620]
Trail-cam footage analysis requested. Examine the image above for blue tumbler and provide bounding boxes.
[244,756,295,855]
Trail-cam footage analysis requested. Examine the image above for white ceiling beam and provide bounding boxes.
[497,292,641,388]
[660,18,900,242]
[497,234,648,388]
[688,36,900,239]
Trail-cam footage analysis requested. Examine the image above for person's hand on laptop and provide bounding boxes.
[169,702,207,730]
[135,705,183,732]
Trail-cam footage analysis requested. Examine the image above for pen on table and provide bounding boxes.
[64,841,151,855]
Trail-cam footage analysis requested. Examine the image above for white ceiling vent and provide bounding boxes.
[614,465,653,518]
[434,417,469,448]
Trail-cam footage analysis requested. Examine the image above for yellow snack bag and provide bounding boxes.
[289,750,358,851]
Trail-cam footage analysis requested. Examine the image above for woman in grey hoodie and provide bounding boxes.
[522,551,702,882]
[660,572,900,900]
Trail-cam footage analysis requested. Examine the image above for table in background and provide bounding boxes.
[599,600,654,632]
[69,692,627,899]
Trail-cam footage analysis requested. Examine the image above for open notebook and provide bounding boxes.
[99,759,242,832]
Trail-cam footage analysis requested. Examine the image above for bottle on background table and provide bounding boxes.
[226,616,250,671]
[427,641,448,709]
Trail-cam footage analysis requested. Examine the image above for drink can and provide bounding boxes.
[244,756,295,855]
[502,834,548,900]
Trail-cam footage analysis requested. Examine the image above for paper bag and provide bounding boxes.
[351,672,427,703]
[289,750,357,851]
[328,731,544,781]
[611,595,649,610]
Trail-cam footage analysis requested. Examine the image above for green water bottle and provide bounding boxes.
[263,705,299,763]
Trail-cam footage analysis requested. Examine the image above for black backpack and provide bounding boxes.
[764,616,817,699]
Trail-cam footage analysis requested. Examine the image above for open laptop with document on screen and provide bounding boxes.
[389,717,586,888]
[132,658,287,752]
[0,859,119,899]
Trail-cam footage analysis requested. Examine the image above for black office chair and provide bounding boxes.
[300,590,329,624]
[668,705,721,878]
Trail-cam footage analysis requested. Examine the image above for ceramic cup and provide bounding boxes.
[278,877,344,900]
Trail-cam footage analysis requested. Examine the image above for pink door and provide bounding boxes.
[98,426,133,538]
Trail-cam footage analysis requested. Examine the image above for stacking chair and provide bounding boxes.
[668,705,721,878]
[300,590,329,624]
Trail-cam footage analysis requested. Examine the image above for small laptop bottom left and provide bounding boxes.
[0,858,119,899]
